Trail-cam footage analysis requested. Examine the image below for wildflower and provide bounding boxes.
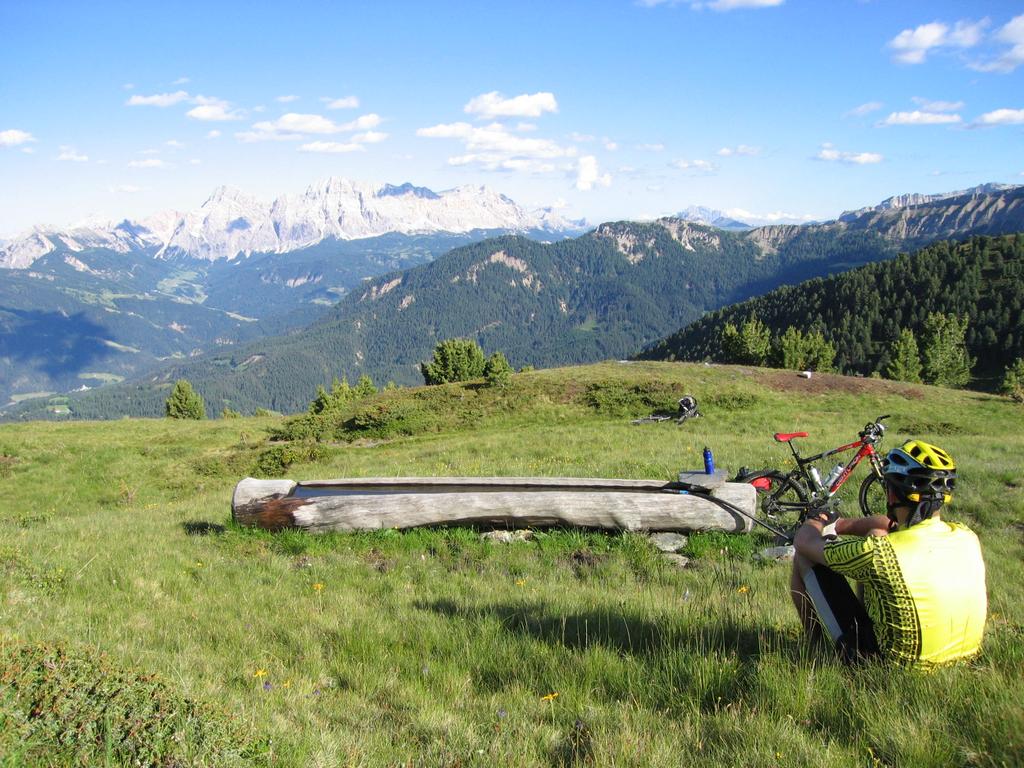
[253,668,267,679]
[262,680,272,691]
[737,585,750,594]
[541,692,559,702]
[312,583,324,592]
[282,680,291,688]
[515,578,526,587]
[497,708,508,719]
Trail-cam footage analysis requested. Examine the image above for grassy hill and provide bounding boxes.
[0,361,1021,766]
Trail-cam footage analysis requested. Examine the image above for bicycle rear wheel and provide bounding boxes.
[858,473,887,517]
[735,469,809,539]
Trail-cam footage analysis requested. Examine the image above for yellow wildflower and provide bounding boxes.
[253,668,267,679]
[737,585,750,594]
[312,583,324,591]
[541,692,559,702]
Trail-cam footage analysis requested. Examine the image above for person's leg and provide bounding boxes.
[791,556,880,662]
[790,552,823,642]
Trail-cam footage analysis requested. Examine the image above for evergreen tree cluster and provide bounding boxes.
[641,234,1024,390]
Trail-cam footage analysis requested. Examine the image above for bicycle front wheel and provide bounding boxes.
[858,473,887,517]
[736,469,809,536]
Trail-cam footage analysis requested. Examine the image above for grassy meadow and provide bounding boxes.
[0,361,1022,767]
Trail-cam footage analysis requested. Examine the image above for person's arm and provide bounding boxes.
[793,517,828,565]
[835,515,890,537]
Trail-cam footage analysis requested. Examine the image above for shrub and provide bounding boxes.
[221,406,241,419]
[484,351,513,388]
[421,338,486,384]
[165,379,206,420]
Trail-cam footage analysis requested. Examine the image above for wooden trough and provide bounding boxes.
[231,475,756,534]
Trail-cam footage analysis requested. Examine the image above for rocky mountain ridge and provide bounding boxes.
[0,177,584,268]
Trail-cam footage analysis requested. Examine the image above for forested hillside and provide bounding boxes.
[639,234,1024,387]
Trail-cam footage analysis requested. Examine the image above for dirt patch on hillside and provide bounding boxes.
[754,369,926,399]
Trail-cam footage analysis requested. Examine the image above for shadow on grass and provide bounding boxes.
[182,521,227,536]
[417,598,797,662]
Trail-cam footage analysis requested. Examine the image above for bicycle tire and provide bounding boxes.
[858,473,886,517]
[735,469,810,536]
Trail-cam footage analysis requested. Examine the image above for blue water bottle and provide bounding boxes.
[703,446,715,474]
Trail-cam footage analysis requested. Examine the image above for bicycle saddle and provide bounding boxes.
[774,431,809,442]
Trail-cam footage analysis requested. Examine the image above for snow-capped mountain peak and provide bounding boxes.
[0,176,584,267]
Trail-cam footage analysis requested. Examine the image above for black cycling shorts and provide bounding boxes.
[803,564,881,664]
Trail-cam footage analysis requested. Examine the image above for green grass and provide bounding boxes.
[0,361,1021,767]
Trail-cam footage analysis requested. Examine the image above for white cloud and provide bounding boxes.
[126,90,191,107]
[172,77,190,85]
[186,96,244,121]
[128,158,169,168]
[275,94,300,103]
[164,139,185,148]
[122,83,135,90]
[109,184,143,193]
[638,0,783,9]
[637,142,665,151]
[464,91,558,119]
[724,207,816,224]
[237,112,382,142]
[21,147,35,154]
[845,101,883,117]
[911,97,964,112]
[815,143,883,165]
[569,132,595,142]
[975,108,1024,125]
[0,129,36,147]
[140,148,161,155]
[58,146,88,162]
[888,19,988,64]
[672,158,717,173]
[352,130,388,144]
[516,122,537,132]
[702,0,783,9]
[716,144,760,157]
[971,14,1024,73]
[882,110,962,126]
[207,130,221,138]
[418,121,576,167]
[575,155,611,191]
[604,139,619,151]
[298,141,364,153]
[188,158,202,165]
[321,96,360,110]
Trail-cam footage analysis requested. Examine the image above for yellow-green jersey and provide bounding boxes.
[823,517,986,669]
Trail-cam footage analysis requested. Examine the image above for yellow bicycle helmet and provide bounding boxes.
[883,440,957,521]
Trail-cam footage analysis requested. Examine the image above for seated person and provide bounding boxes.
[790,440,986,668]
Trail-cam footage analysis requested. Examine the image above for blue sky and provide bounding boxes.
[1,0,1022,235]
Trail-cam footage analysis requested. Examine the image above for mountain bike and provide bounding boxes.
[734,415,890,539]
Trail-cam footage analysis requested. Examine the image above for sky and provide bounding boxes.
[1,0,1022,236]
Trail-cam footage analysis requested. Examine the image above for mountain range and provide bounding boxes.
[0,178,580,269]
[9,183,1021,420]
[0,178,585,406]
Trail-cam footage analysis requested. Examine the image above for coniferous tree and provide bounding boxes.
[922,313,974,388]
[165,379,205,420]
[484,351,513,387]
[421,338,486,384]
[1001,358,1024,402]
[720,318,770,365]
[777,326,807,369]
[886,328,923,383]
[804,330,836,372]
